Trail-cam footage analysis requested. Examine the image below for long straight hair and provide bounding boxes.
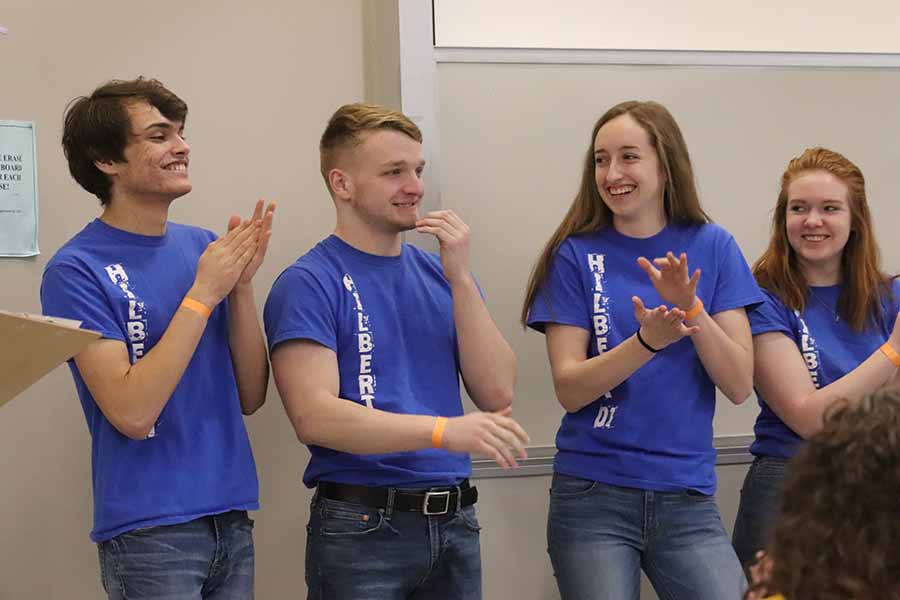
[520,101,709,326]
[752,147,892,331]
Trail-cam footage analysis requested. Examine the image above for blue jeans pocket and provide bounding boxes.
[550,472,598,498]
[454,505,482,533]
[320,498,391,537]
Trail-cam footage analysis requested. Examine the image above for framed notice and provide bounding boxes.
[0,120,39,257]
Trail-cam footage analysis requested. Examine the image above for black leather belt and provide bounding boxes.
[317,479,478,515]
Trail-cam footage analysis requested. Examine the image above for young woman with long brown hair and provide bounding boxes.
[522,100,762,600]
[732,147,900,568]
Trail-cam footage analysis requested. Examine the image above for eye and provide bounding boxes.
[415,166,424,177]
[788,205,806,213]
[595,156,608,166]
[623,153,639,161]
[825,205,841,212]
[385,168,401,176]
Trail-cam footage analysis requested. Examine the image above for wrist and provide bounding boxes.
[431,416,448,449]
[447,271,476,291]
[229,281,255,300]
[683,297,704,320]
[636,328,662,353]
[180,296,212,320]
[880,341,900,367]
[187,284,220,309]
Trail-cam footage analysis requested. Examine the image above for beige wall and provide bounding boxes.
[0,2,364,598]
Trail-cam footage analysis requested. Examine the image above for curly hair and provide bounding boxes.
[746,386,900,599]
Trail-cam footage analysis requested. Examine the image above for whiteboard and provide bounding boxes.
[433,0,900,54]
[438,62,900,445]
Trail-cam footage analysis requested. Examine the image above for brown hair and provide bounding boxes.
[745,387,900,600]
[753,147,892,331]
[319,103,422,188]
[520,100,709,326]
[62,77,187,205]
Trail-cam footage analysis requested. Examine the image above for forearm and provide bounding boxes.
[228,284,269,414]
[452,275,516,411]
[290,391,438,454]
[690,312,753,404]
[93,308,208,439]
[786,351,898,438]
[553,334,652,412]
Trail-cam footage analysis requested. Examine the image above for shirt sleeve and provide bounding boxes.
[40,263,126,342]
[749,289,794,337]
[527,240,591,333]
[264,266,338,353]
[708,230,764,316]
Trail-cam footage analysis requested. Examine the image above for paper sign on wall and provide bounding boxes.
[0,120,39,257]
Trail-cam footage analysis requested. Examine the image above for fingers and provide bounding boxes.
[221,218,255,248]
[494,413,530,449]
[689,268,701,289]
[631,296,647,317]
[636,256,659,279]
[251,199,264,222]
[226,214,241,232]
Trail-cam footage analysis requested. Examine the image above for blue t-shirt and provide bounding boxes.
[527,223,763,494]
[264,235,471,488]
[40,219,259,542]
[749,281,900,459]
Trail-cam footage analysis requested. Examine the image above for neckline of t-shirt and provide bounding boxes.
[600,222,686,245]
[808,284,841,295]
[89,218,170,247]
[325,234,406,267]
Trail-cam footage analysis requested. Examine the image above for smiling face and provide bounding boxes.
[593,113,666,231]
[336,129,425,234]
[99,101,191,204]
[785,170,852,282]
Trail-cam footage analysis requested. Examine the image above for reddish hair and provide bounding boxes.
[753,147,892,331]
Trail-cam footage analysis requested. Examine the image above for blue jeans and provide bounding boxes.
[732,456,788,567]
[547,473,746,600]
[305,490,482,599]
[98,510,255,599]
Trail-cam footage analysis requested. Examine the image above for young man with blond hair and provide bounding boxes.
[265,103,528,599]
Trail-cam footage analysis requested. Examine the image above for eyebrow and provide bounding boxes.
[380,160,426,169]
[788,198,847,204]
[594,145,640,154]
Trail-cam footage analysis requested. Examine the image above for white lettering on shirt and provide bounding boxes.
[344,273,376,408]
[587,253,616,429]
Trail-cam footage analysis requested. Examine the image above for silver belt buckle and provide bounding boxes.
[423,490,451,515]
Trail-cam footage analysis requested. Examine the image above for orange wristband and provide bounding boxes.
[880,342,900,367]
[180,297,212,320]
[684,298,704,321]
[432,417,448,449]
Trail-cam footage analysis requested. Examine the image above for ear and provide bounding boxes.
[94,159,121,177]
[328,168,353,201]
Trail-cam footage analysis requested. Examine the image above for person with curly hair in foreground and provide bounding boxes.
[746,385,900,600]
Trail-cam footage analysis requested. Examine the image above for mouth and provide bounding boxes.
[801,234,829,242]
[392,200,419,209]
[164,162,188,172]
[607,185,636,197]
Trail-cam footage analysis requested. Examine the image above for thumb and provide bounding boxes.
[632,296,647,317]
[495,406,513,417]
[227,214,241,232]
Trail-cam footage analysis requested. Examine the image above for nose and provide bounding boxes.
[405,173,424,196]
[174,134,190,156]
[606,159,623,182]
[804,209,823,226]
